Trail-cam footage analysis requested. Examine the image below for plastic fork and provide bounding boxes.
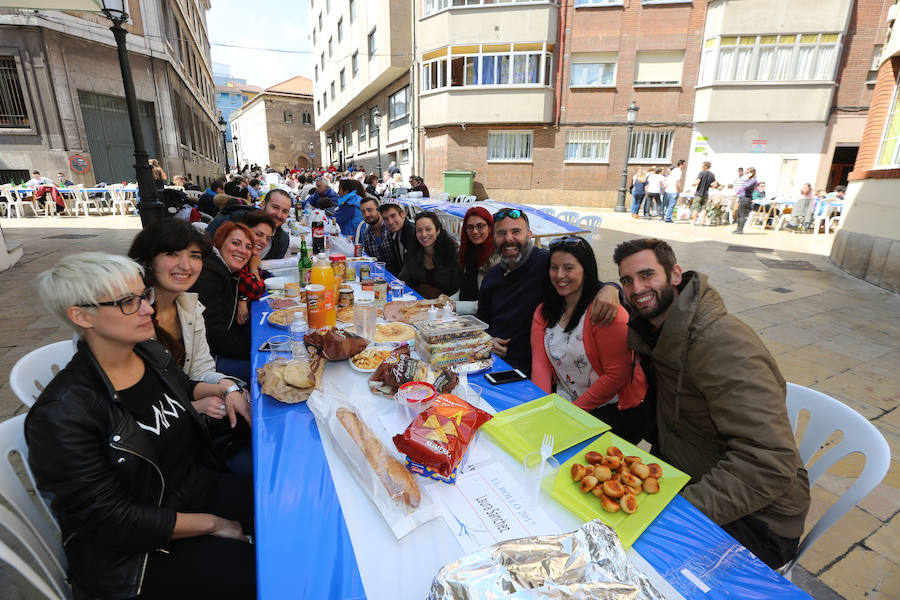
[535,433,555,500]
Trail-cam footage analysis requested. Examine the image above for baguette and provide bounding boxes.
[336,407,421,509]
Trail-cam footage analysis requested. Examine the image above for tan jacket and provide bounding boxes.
[628,271,809,539]
[175,292,229,384]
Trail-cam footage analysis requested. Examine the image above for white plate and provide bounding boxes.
[264,276,290,291]
[348,348,394,373]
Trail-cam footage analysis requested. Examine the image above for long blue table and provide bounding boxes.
[250,293,810,600]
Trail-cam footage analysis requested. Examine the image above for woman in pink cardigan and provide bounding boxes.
[531,236,648,444]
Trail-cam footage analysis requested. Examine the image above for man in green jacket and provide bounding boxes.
[613,238,810,570]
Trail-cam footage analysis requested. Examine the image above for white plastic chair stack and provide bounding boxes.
[109,185,136,216]
[781,383,891,576]
[184,189,203,200]
[72,187,103,217]
[556,211,580,225]
[0,415,71,599]
[454,195,467,204]
[10,341,76,408]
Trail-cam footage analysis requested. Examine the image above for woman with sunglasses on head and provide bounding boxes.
[189,222,254,383]
[398,211,462,299]
[26,253,255,600]
[531,236,648,444]
[452,206,498,314]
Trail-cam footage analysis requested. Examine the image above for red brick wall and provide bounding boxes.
[833,0,894,110]
[850,56,900,179]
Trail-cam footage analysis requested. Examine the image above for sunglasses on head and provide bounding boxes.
[549,236,588,250]
[493,208,522,222]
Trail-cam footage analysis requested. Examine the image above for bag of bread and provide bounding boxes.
[393,394,492,481]
[307,383,442,539]
[368,349,458,398]
[304,327,369,361]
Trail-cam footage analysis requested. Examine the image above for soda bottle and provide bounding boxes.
[298,240,312,285]
[312,217,325,254]
[309,253,336,327]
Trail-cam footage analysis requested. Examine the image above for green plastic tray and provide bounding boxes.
[551,432,690,548]
[481,394,610,463]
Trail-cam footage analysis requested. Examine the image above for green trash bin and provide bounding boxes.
[442,170,476,198]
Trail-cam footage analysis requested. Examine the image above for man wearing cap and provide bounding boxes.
[377,200,416,276]
[476,208,621,375]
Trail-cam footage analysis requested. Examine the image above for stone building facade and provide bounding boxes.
[0,0,222,188]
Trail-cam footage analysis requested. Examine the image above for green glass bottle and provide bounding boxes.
[298,239,313,286]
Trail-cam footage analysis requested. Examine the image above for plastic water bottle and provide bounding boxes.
[290,311,308,358]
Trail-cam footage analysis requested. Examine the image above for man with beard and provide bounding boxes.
[206,189,292,259]
[476,208,621,375]
[614,238,809,570]
[360,196,394,266]
[377,201,416,276]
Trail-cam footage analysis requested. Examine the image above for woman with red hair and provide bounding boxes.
[453,206,499,314]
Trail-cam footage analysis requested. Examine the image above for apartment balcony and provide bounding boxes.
[694,84,835,123]
[420,86,554,127]
[419,2,558,49]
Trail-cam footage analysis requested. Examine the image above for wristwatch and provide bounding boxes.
[222,383,242,397]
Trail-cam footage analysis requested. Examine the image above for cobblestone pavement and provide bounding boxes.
[0,212,897,599]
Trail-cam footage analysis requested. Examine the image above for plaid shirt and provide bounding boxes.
[237,265,265,300]
[362,222,400,275]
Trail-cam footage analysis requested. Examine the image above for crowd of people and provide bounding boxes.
[20,159,819,598]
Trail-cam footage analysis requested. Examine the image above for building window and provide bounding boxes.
[400,148,409,163]
[565,129,611,162]
[337,18,343,43]
[340,68,346,89]
[325,0,331,12]
[424,0,555,15]
[328,37,333,58]
[318,12,322,30]
[242,95,249,102]
[877,76,900,167]
[303,111,312,124]
[323,92,327,109]
[423,0,448,14]
[368,29,377,58]
[350,0,356,21]
[359,113,367,140]
[868,45,883,84]
[389,86,409,126]
[701,33,840,84]
[317,100,321,115]
[573,0,620,6]
[284,110,293,123]
[352,51,359,76]
[422,43,553,91]
[0,55,31,129]
[634,51,683,86]
[487,131,533,162]
[628,129,674,163]
[220,92,228,100]
[321,53,325,70]
[570,52,616,87]
[330,81,335,99]
[370,106,379,136]
[314,65,318,80]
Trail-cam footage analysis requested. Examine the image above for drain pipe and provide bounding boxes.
[554,0,567,127]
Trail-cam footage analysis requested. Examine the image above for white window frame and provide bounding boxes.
[569,53,617,88]
[420,43,553,93]
[349,0,356,21]
[337,18,343,43]
[351,51,359,76]
[368,28,377,59]
[564,129,611,163]
[634,51,684,86]
[389,86,409,124]
[876,74,900,168]
[359,113,367,140]
[340,68,346,90]
[699,33,842,85]
[628,129,674,164]
[487,130,534,163]
[574,0,622,6]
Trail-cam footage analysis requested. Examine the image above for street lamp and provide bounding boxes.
[308,141,314,168]
[217,116,229,174]
[373,107,382,178]
[616,100,640,213]
[326,134,333,168]
[100,0,163,227]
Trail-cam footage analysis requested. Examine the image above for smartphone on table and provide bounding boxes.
[485,369,527,385]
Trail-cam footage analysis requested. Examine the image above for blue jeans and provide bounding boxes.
[664,193,679,221]
[630,193,645,215]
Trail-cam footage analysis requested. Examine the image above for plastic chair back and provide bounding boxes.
[10,341,75,408]
[556,211,580,224]
[0,415,70,599]
[577,215,603,235]
[782,383,891,574]
[436,192,450,202]
[540,207,556,217]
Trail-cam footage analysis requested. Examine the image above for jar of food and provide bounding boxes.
[361,278,374,292]
[284,281,300,298]
[345,260,357,282]
[338,285,354,308]
[329,254,347,282]
[373,277,388,306]
[358,260,372,280]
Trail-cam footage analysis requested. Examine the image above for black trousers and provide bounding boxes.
[735,197,753,232]
[721,514,799,570]
[136,472,256,600]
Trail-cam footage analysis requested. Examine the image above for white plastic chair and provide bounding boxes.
[453,194,467,204]
[539,207,556,217]
[184,189,203,200]
[436,192,450,202]
[72,187,104,216]
[463,195,476,204]
[577,215,603,237]
[191,221,208,233]
[1,185,37,218]
[9,341,76,408]
[108,185,136,216]
[782,383,891,576]
[556,211,580,224]
[0,415,71,599]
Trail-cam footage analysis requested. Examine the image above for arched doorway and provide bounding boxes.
[295,155,309,169]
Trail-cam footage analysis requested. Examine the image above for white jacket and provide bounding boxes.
[176,292,230,384]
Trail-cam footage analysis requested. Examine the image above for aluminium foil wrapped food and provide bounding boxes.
[428,519,668,600]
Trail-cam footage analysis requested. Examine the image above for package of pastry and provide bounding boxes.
[307,383,442,539]
[368,349,458,398]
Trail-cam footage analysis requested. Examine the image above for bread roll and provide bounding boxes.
[600,494,620,513]
[606,446,625,460]
[580,475,599,493]
[623,456,642,467]
[571,463,587,482]
[643,477,660,494]
[630,462,651,480]
[592,465,612,482]
[602,480,625,499]
[647,463,663,479]
[336,408,421,509]
[620,494,638,514]
[585,451,604,464]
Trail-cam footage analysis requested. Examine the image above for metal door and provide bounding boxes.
[79,91,159,184]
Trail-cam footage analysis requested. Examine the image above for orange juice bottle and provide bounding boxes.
[309,253,336,327]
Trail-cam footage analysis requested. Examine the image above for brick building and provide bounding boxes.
[831,0,900,292]
[418,0,707,207]
[229,76,318,170]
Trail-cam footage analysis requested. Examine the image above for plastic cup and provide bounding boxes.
[354,299,376,342]
[389,281,405,301]
[522,451,561,508]
[375,261,386,276]
[268,335,293,363]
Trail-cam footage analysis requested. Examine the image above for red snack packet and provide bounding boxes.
[392,394,492,478]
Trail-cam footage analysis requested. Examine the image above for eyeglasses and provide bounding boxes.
[493,208,522,222]
[81,287,155,315]
[549,236,588,250]
[465,223,489,232]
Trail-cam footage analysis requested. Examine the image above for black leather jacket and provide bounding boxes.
[190,251,250,360]
[25,339,224,600]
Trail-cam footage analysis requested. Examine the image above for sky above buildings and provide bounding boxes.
[207,0,313,88]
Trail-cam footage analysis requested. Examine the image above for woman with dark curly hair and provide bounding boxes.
[397,211,462,298]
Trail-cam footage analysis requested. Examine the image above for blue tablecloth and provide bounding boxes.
[250,293,810,600]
